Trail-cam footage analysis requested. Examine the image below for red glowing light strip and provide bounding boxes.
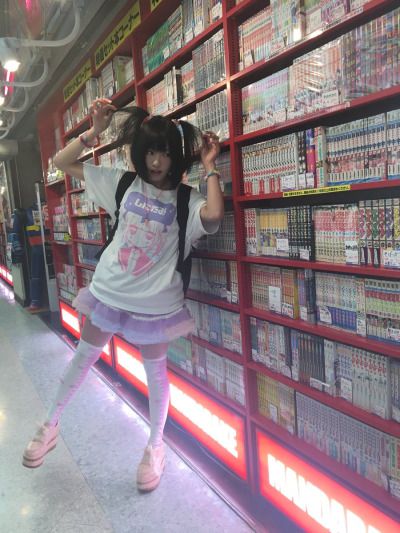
[0,265,13,286]
[257,431,399,532]
[59,301,112,365]
[113,336,247,479]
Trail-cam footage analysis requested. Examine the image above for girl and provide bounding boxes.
[23,98,224,492]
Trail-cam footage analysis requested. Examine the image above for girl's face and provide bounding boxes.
[145,149,172,188]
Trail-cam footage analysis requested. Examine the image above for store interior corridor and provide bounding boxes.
[0,279,255,533]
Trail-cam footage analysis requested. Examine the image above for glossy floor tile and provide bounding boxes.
[0,281,254,533]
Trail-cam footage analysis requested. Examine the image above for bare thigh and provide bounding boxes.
[140,342,169,360]
[81,317,113,348]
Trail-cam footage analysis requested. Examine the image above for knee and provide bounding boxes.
[141,343,169,360]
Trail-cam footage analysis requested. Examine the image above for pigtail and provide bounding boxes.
[177,119,202,174]
[114,106,149,148]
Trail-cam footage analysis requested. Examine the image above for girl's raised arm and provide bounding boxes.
[199,131,224,228]
[54,99,116,180]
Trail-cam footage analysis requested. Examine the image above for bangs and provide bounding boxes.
[141,122,170,152]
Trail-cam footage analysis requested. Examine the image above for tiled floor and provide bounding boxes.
[0,280,254,533]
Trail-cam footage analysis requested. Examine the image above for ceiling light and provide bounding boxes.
[0,96,4,106]
[0,40,20,73]
[4,59,20,73]
[0,119,3,127]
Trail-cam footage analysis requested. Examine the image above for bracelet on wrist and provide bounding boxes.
[79,132,98,149]
[204,169,220,181]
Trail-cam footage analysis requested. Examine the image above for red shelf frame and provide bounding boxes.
[37,0,400,527]
[191,334,243,365]
[241,255,400,280]
[186,289,239,313]
[248,360,400,438]
[168,360,246,417]
[245,306,400,359]
[235,85,400,144]
[237,178,400,203]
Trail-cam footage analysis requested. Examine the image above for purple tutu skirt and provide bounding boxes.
[72,287,195,345]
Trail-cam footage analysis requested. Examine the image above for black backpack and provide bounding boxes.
[96,171,193,294]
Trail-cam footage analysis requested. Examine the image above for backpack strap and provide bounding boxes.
[95,171,136,260]
[176,183,192,293]
[115,171,137,216]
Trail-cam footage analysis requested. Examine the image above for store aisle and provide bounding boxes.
[0,281,254,533]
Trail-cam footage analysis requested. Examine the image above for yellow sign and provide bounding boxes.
[283,185,351,198]
[95,2,140,70]
[63,60,92,103]
[150,0,162,11]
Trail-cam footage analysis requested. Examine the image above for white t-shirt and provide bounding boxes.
[83,163,219,314]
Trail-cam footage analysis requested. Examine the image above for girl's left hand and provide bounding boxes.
[201,131,220,170]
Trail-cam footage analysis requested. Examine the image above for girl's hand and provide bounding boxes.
[200,131,220,171]
[89,98,117,135]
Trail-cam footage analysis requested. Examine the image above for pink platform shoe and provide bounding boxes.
[136,443,166,492]
[22,422,59,468]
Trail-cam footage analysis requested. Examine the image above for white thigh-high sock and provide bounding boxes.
[45,339,104,426]
[142,355,170,448]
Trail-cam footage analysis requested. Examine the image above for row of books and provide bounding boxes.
[252,317,394,418]
[242,7,400,132]
[186,150,232,196]
[76,218,102,241]
[98,147,131,170]
[70,191,99,216]
[245,198,400,269]
[186,300,242,354]
[189,258,239,304]
[257,374,400,497]
[63,57,134,133]
[167,337,245,406]
[57,263,77,300]
[52,198,70,238]
[197,211,236,254]
[249,265,400,344]
[77,242,102,267]
[142,1,222,75]
[192,29,225,94]
[245,206,313,261]
[238,0,373,71]
[242,109,400,193]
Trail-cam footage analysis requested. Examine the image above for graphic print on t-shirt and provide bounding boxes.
[118,191,176,276]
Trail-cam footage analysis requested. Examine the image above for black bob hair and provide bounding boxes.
[115,106,201,189]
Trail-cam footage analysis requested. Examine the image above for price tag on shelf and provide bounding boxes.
[345,240,359,265]
[282,303,294,319]
[298,173,307,189]
[322,90,340,109]
[339,377,353,403]
[269,404,278,423]
[300,306,308,321]
[299,248,310,261]
[392,406,400,423]
[356,317,366,337]
[276,239,289,254]
[283,184,350,198]
[388,328,400,343]
[211,3,222,22]
[319,306,332,325]
[268,286,282,314]
[382,249,400,269]
[281,174,297,191]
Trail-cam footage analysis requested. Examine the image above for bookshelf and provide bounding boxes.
[37,0,400,528]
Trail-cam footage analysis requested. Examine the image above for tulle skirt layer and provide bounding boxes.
[72,287,194,345]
